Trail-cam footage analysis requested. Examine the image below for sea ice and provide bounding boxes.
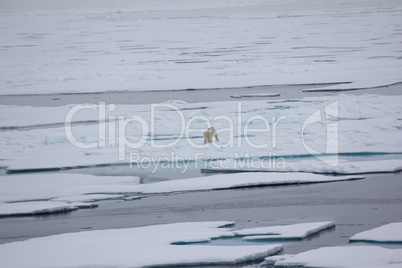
[1,94,401,174]
[0,173,362,216]
[202,158,402,175]
[303,80,402,92]
[0,0,401,95]
[129,173,363,194]
[0,173,141,203]
[0,221,284,268]
[274,245,402,268]
[235,221,335,240]
[231,93,281,98]
[51,194,124,203]
[0,201,79,217]
[260,254,295,266]
[350,222,402,243]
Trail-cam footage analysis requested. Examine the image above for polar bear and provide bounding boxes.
[203,127,219,143]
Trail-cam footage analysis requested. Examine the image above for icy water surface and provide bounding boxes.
[0,173,401,258]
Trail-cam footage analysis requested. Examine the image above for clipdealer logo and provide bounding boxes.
[63,100,339,171]
[302,100,339,167]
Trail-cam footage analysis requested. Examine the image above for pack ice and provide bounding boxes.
[0,221,284,268]
[0,173,361,216]
[1,94,401,174]
[1,0,401,95]
[274,246,402,268]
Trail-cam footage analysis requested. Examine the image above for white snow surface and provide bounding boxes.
[0,221,284,268]
[274,245,402,268]
[1,0,402,95]
[350,222,402,243]
[235,221,335,240]
[1,94,401,173]
[0,173,361,216]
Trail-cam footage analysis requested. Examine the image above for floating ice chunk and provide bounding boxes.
[69,202,98,209]
[274,245,402,268]
[202,159,402,175]
[235,221,335,240]
[0,221,283,268]
[135,173,363,194]
[350,222,402,243]
[0,201,78,217]
[260,254,295,266]
[231,93,281,98]
[0,173,362,217]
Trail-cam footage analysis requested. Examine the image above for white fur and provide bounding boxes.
[203,127,219,143]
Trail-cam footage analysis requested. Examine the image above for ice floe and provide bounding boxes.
[1,0,401,95]
[0,221,283,268]
[350,222,402,243]
[274,245,402,268]
[1,94,401,174]
[0,173,141,203]
[0,173,362,216]
[235,221,335,241]
[202,158,402,175]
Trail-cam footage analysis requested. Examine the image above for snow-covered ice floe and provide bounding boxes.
[274,245,402,268]
[1,94,401,174]
[0,173,362,216]
[234,221,335,241]
[0,201,81,217]
[0,221,283,268]
[1,0,401,95]
[350,222,402,243]
[0,174,140,216]
[260,254,295,266]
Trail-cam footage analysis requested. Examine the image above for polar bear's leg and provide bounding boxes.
[203,131,209,144]
[214,132,219,142]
